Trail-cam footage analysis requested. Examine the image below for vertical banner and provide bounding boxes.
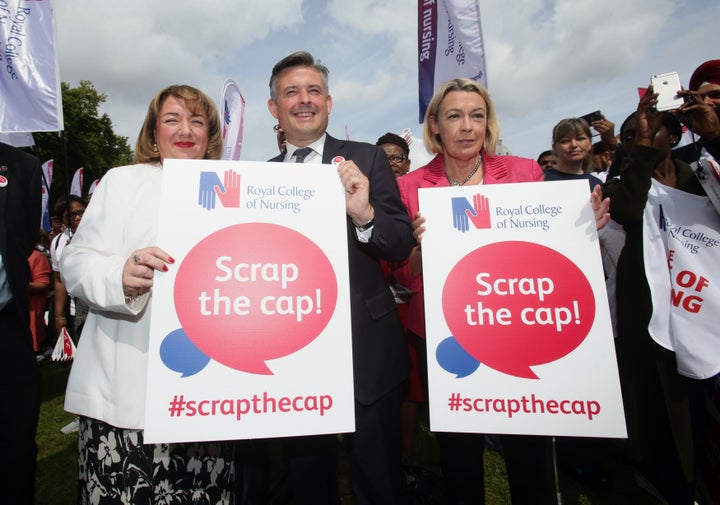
[41,158,52,189]
[40,158,52,230]
[144,159,354,443]
[220,79,245,160]
[0,0,63,132]
[419,180,626,437]
[70,167,83,196]
[87,178,99,198]
[418,0,487,122]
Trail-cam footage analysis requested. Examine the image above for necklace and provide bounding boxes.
[446,155,482,186]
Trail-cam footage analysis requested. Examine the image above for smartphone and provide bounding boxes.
[651,72,684,111]
[580,111,602,136]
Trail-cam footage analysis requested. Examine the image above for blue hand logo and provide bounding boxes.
[451,197,475,233]
[199,171,224,210]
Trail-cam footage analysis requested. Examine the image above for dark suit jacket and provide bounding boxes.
[0,142,42,327]
[271,134,415,404]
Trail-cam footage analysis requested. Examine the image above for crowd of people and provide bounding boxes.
[3,52,718,505]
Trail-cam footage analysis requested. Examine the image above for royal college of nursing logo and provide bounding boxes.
[197,169,241,210]
[450,193,492,233]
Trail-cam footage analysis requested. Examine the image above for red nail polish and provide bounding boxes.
[168,256,175,264]
[162,265,169,272]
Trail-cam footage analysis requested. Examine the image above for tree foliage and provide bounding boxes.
[33,80,133,204]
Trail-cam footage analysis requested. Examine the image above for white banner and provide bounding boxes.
[220,79,245,160]
[39,159,52,231]
[70,167,82,196]
[418,0,487,121]
[0,0,63,132]
[644,179,720,379]
[144,159,354,443]
[41,158,52,188]
[0,131,33,146]
[419,180,626,437]
[87,178,99,197]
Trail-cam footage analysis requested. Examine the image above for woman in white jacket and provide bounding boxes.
[61,85,235,505]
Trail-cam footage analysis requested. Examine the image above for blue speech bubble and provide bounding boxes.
[436,336,480,378]
[160,328,211,377]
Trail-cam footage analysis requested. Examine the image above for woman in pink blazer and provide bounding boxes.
[395,78,553,505]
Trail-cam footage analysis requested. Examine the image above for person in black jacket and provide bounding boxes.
[0,142,42,503]
[267,50,415,505]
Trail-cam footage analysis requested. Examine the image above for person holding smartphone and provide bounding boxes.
[677,60,720,161]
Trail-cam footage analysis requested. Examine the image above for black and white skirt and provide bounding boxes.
[77,416,235,505]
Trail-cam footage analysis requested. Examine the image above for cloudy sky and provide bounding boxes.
[54,0,719,168]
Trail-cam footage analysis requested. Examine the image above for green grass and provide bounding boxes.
[36,359,77,505]
[35,360,664,505]
[410,411,664,505]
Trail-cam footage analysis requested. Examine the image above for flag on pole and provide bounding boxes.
[0,0,63,133]
[70,167,83,196]
[401,127,435,171]
[40,178,49,230]
[220,79,245,160]
[40,159,53,231]
[88,178,99,197]
[0,131,34,146]
[418,0,487,122]
[41,158,53,189]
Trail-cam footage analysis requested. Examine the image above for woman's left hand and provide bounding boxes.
[591,184,610,230]
[122,246,174,298]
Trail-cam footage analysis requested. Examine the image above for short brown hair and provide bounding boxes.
[269,51,330,102]
[552,118,593,172]
[423,78,500,156]
[134,85,222,164]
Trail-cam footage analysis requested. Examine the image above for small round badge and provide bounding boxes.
[331,156,345,166]
[0,175,8,188]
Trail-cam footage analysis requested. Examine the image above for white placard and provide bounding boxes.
[144,160,354,443]
[419,180,626,437]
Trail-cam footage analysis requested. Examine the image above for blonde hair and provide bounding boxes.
[134,85,222,163]
[423,78,500,156]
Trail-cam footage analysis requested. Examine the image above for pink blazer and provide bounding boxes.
[396,151,544,338]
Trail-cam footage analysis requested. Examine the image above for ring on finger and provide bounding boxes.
[133,254,141,264]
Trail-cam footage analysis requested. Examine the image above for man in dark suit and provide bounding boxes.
[0,142,42,503]
[267,51,415,504]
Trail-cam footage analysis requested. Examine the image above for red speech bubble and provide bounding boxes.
[174,223,338,374]
[442,241,595,379]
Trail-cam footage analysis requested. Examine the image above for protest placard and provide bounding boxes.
[419,180,626,437]
[144,160,354,443]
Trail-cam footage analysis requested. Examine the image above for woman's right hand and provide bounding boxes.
[410,212,425,277]
[412,211,426,244]
[122,247,174,298]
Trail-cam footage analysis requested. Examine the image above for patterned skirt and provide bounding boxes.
[77,417,235,505]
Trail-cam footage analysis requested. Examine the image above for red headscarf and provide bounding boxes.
[689,60,720,91]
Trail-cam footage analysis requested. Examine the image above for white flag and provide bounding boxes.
[41,158,53,189]
[40,176,49,230]
[40,158,53,230]
[88,178,99,197]
[70,167,83,196]
[220,79,245,160]
[0,0,63,133]
[0,131,34,146]
[418,0,487,121]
